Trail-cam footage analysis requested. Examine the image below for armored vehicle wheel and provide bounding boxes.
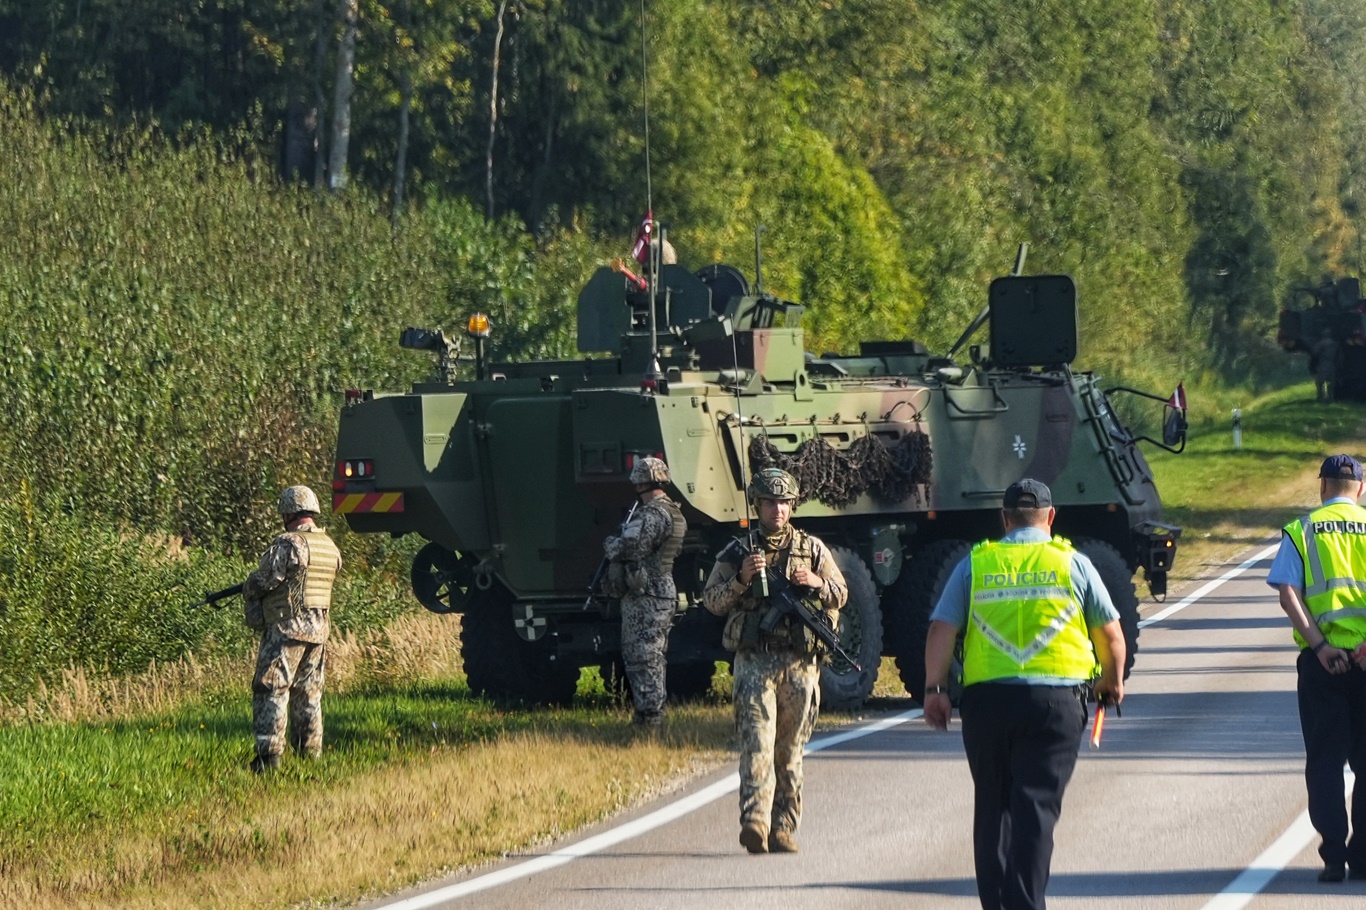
[598,660,715,703]
[411,543,473,615]
[461,585,579,706]
[1073,538,1140,680]
[666,662,717,702]
[819,547,883,711]
[886,539,971,703]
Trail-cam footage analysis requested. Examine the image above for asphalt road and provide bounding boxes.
[358,539,1366,910]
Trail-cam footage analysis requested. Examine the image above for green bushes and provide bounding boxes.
[0,87,599,702]
[0,482,247,700]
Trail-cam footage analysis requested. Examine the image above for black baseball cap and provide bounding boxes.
[1319,454,1363,481]
[1003,478,1052,509]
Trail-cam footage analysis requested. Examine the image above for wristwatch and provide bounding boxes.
[924,685,949,696]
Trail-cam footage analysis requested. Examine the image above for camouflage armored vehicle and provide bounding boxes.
[1277,276,1366,401]
[333,249,1185,709]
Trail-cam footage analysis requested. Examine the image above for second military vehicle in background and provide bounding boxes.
[1278,276,1366,402]
[333,242,1185,710]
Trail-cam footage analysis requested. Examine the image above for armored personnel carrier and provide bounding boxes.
[332,249,1185,709]
[1277,276,1366,401]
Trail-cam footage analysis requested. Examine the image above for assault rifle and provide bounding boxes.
[190,582,245,610]
[758,567,860,670]
[582,500,640,609]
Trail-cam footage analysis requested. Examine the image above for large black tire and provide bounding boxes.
[1073,537,1140,680]
[666,662,718,702]
[460,585,580,706]
[819,547,883,711]
[885,539,971,703]
[600,659,716,704]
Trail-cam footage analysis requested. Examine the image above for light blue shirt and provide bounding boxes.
[929,527,1119,686]
[1264,497,1357,590]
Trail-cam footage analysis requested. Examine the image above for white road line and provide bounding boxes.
[376,708,924,908]
[1138,542,1279,628]
[1143,539,1357,908]
[1199,773,1356,910]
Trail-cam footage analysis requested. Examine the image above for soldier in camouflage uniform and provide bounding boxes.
[702,468,847,854]
[242,485,342,772]
[603,457,687,727]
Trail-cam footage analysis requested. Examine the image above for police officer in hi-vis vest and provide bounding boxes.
[242,485,342,773]
[924,478,1125,910]
[1267,453,1366,883]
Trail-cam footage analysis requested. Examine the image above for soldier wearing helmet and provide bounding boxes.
[241,484,342,772]
[602,456,688,727]
[702,466,848,854]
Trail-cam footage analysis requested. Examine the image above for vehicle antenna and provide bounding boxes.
[754,224,766,296]
[639,0,663,388]
[731,323,768,598]
[947,242,1028,361]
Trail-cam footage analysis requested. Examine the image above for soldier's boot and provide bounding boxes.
[290,734,322,760]
[249,753,281,774]
[768,829,799,853]
[739,821,768,854]
[631,710,663,729]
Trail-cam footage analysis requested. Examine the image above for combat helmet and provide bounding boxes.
[749,467,799,502]
[630,456,671,486]
[278,484,321,516]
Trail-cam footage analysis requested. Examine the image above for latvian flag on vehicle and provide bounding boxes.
[1167,382,1186,414]
[630,210,654,264]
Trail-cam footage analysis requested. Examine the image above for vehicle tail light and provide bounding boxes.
[337,459,375,482]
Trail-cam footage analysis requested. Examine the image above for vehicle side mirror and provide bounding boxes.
[1163,407,1188,448]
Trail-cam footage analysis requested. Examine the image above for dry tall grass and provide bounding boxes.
[0,612,464,727]
[0,719,733,910]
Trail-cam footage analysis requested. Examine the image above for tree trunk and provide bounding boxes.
[485,0,510,220]
[328,0,359,193]
[393,66,412,224]
[313,0,330,189]
[282,96,317,182]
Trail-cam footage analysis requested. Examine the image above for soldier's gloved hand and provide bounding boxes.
[740,553,765,584]
[243,599,266,633]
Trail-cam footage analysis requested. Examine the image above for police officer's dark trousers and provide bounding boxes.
[1296,648,1366,870]
[959,682,1087,910]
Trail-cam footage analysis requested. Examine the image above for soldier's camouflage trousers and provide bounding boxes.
[733,647,820,836]
[252,627,327,759]
[621,593,674,721]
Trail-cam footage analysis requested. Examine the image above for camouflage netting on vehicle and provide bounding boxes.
[749,431,932,508]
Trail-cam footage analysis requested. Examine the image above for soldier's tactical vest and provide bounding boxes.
[722,527,821,654]
[1284,501,1366,649]
[651,497,687,577]
[262,527,342,626]
[961,536,1096,685]
[612,496,686,596]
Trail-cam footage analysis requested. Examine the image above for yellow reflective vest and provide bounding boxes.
[1283,501,1366,650]
[962,537,1098,685]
